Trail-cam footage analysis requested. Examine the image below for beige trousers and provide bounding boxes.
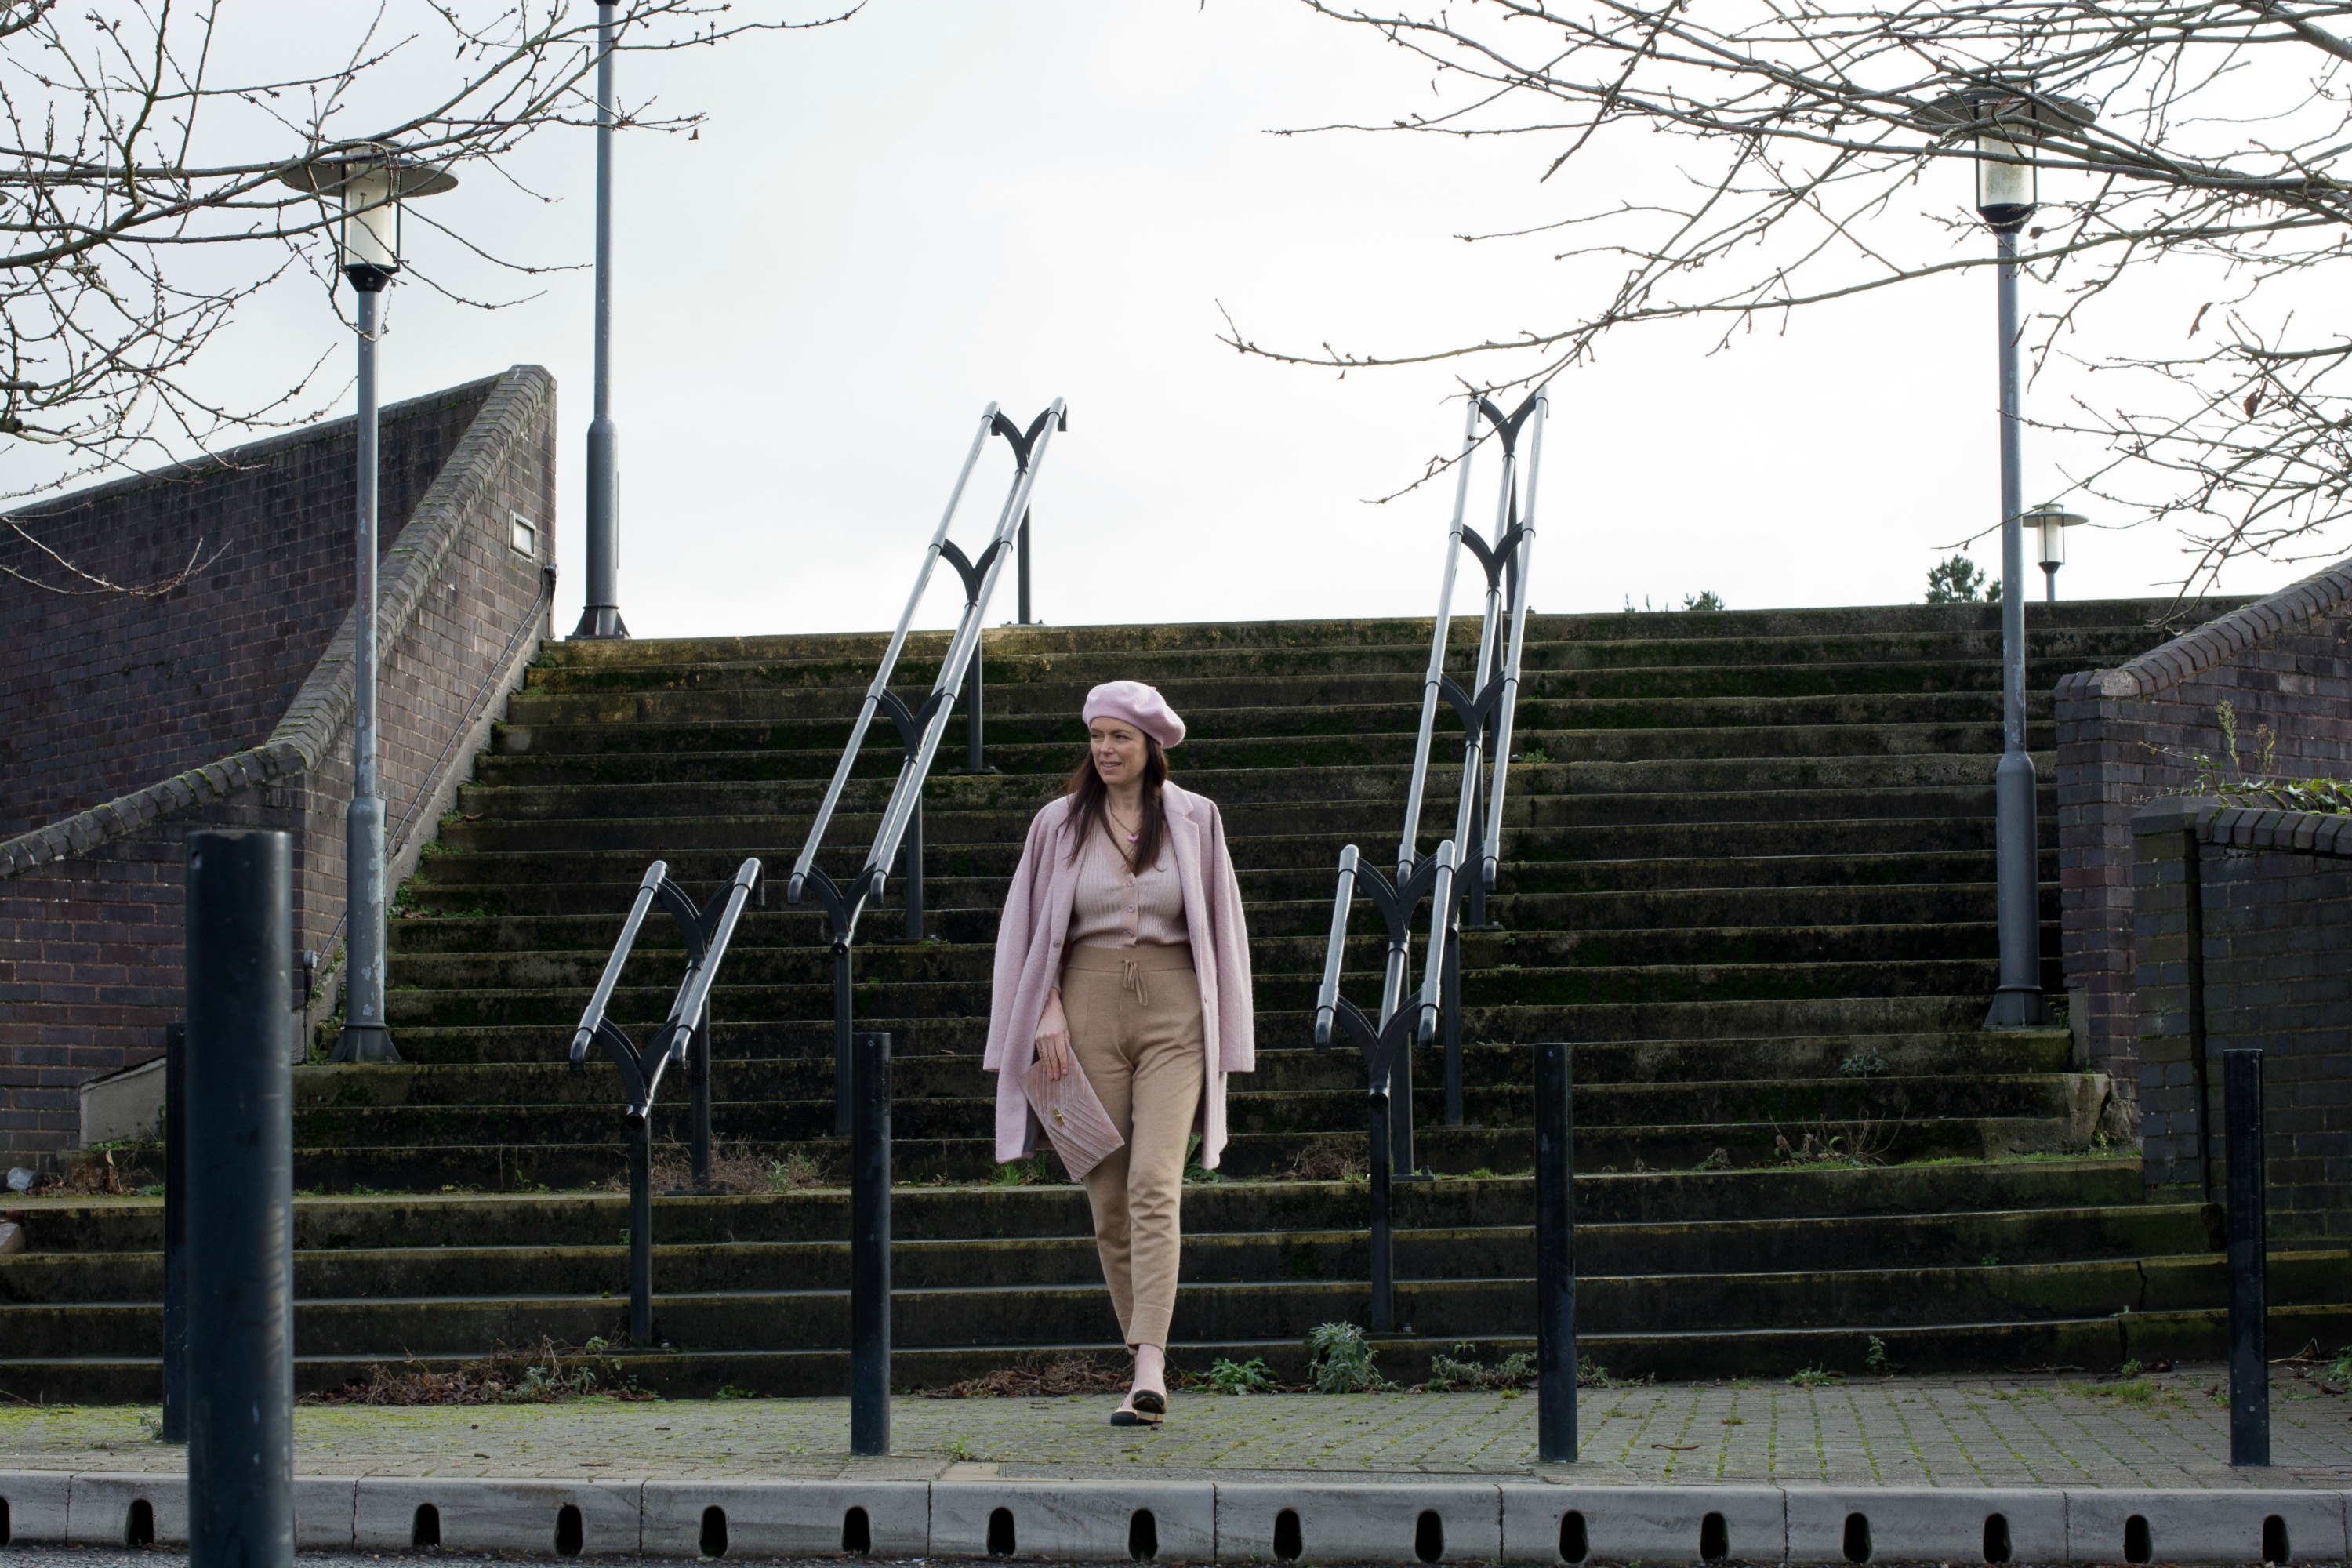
[1062,942,1205,1352]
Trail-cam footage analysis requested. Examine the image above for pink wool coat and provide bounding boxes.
[984,779,1256,1168]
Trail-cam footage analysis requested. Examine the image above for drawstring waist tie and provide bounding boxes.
[1067,941,1193,1007]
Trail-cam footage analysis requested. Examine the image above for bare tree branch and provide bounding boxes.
[1247,0,2352,587]
[0,0,862,586]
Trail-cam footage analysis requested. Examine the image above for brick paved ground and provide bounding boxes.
[6,1364,2351,1489]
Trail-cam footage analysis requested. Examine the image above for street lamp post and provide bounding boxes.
[2028,506,2086,603]
[1927,88,2091,1030]
[573,0,628,639]
[281,151,457,1062]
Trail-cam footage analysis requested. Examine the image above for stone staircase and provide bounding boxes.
[5,601,2347,1403]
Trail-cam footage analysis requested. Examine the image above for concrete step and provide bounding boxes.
[384,924,2020,999]
[0,1161,2151,1254]
[488,690,2071,763]
[0,1207,2227,1307]
[7,1247,2339,1363]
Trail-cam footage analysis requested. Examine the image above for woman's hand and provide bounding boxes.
[1034,989,1073,1080]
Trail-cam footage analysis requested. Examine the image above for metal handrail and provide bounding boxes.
[786,400,1067,1134]
[568,855,763,1347]
[1308,838,1456,1333]
[1373,388,1548,1134]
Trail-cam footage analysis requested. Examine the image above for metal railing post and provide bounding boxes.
[184,829,295,1568]
[2226,1047,2268,1467]
[1443,925,1465,1127]
[833,940,854,1138]
[851,1030,893,1456]
[689,1000,712,1194]
[1016,505,1035,620]
[628,1113,653,1345]
[904,793,925,942]
[568,857,760,1323]
[162,1018,188,1444]
[964,641,985,775]
[1387,1025,1414,1180]
[1536,1040,1578,1464]
[1368,1084,1393,1334]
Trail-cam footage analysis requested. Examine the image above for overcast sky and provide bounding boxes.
[102,2,2342,637]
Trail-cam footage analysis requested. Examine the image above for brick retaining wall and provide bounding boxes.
[2056,560,2352,1122]
[0,367,557,1170]
[2132,798,2352,1231]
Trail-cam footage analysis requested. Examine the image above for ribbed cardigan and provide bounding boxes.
[984,780,1255,1167]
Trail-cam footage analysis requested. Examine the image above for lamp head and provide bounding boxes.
[278,151,459,292]
[1921,89,2094,234]
[2025,506,2086,569]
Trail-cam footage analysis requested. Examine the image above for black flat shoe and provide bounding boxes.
[1110,1407,1163,1428]
[1131,1388,1167,1417]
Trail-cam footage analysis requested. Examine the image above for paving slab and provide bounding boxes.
[6,1365,2352,1486]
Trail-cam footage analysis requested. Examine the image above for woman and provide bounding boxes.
[985,679,1254,1426]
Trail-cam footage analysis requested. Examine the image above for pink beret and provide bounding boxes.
[1082,680,1185,749]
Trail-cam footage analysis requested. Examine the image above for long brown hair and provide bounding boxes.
[1065,733,1170,871]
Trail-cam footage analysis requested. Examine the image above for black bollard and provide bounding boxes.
[1368,1087,1394,1334]
[1534,1040,1578,1463]
[2225,1047,2268,1467]
[161,1020,188,1443]
[851,1030,892,1456]
[183,829,295,1568]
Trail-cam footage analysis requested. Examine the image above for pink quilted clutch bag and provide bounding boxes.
[1021,1058,1125,1181]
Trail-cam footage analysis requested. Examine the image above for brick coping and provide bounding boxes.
[0,365,554,881]
[2059,556,2352,702]
[2132,795,2352,858]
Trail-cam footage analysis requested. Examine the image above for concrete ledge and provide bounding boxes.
[9,1470,2352,1561]
[1217,1482,1502,1563]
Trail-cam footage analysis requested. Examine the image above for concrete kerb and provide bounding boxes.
[60,1471,187,1547]
[2063,1488,2347,1566]
[642,1479,929,1559]
[1503,1483,1784,1565]
[1782,1486,2063,1566]
[9,1472,2352,1561]
[1217,1482,1502,1563]
[353,1475,643,1555]
[0,1468,71,1545]
[935,1479,1215,1561]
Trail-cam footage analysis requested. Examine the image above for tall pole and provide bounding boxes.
[2225,1048,2270,1467]
[851,1031,892,1456]
[184,829,296,1568]
[1985,227,2045,1029]
[573,0,628,639]
[337,281,399,1062]
[1534,1040,1578,1465]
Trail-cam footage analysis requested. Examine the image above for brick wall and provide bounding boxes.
[0,366,557,1170]
[2133,798,2352,1233]
[0,383,497,837]
[2055,559,2352,1116]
